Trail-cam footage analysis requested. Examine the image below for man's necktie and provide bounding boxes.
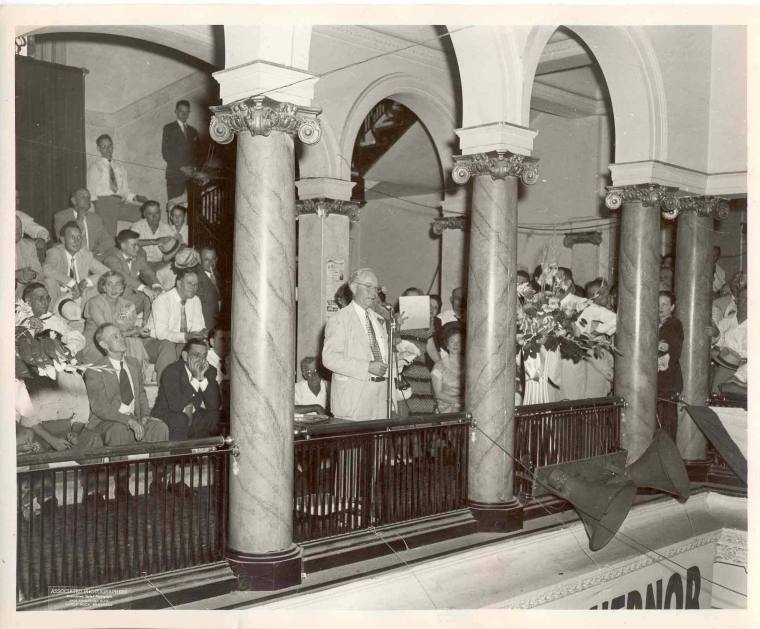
[180,300,188,333]
[365,309,384,362]
[119,362,134,405]
[108,161,118,194]
[69,256,77,281]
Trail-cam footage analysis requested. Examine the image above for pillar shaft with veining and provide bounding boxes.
[228,129,296,553]
[674,197,727,460]
[614,200,660,461]
[605,185,679,462]
[452,151,539,511]
[466,174,517,502]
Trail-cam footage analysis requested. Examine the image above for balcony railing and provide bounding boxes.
[16,437,231,606]
[513,397,624,501]
[293,413,470,542]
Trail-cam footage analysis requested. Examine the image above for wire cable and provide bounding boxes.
[471,421,747,598]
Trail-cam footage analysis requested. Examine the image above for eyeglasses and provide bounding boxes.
[355,282,384,293]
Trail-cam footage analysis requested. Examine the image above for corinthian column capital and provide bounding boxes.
[670,195,730,221]
[451,151,539,186]
[604,183,680,215]
[209,95,321,145]
[296,198,361,222]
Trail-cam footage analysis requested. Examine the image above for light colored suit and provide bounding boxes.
[42,244,109,304]
[53,208,115,260]
[322,302,388,421]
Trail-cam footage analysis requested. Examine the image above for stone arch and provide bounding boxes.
[27,25,222,67]
[520,25,667,163]
[337,72,457,186]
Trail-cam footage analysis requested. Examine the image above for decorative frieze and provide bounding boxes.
[209,95,321,145]
[604,185,729,222]
[452,151,540,186]
[432,215,467,235]
[563,231,602,248]
[296,198,361,222]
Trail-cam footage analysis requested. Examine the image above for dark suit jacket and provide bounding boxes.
[85,355,149,423]
[103,249,158,292]
[161,120,200,197]
[195,266,221,330]
[658,316,684,396]
[152,358,220,422]
[53,209,114,260]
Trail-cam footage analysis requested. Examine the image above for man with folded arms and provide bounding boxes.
[53,188,115,261]
[87,134,147,236]
[322,267,389,421]
[146,268,207,380]
[130,200,180,270]
[85,323,169,497]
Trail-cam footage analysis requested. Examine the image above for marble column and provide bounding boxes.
[209,95,321,590]
[605,184,679,462]
[674,196,729,460]
[295,188,358,370]
[452,151,539,531]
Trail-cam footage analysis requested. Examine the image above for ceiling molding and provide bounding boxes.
[313,25,450,72]
[535,37,593,76]
[530,81,607,118]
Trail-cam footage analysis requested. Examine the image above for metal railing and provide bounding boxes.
[16,437,231,606]
[513,397,624,501]
[293,413,470,542]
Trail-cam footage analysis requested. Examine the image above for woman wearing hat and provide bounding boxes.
[82,270,150,369]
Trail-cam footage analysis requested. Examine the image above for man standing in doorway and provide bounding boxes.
[322,268,388,421]
[162,100,201,211]
[87,134,147,236]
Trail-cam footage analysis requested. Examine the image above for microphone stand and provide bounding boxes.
[386,313,396,419]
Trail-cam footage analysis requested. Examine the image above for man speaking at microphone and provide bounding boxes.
[322,268,388,421]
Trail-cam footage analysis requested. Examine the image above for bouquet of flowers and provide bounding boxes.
[15,300,108,380]
[516,265,618,363]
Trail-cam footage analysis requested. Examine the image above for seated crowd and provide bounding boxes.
[15,187,229,459]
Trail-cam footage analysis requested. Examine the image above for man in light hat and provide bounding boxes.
[129,200,179,270]
[145,267,207,380]
[156,246,199,292]
[104,229,164,318]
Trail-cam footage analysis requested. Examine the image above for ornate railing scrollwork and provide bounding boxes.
[209,95,321,146]
[432,215,467,235]
[452,151,540,186]
[296,198,361,222]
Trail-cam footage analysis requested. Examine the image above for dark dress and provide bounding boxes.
[657,316,684,397]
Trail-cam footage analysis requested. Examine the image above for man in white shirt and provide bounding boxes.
[322,268,389,420]
[16,215,41,295]
[130,200,180,268]
[87,134,147,236]
[16,188,50,242]
[295,356,328,415]
[145,268,207,380]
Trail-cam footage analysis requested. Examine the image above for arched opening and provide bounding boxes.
[520,26,616,291]
[348,96,445,304]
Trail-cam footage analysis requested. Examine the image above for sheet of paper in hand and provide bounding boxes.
[399,295,430,331]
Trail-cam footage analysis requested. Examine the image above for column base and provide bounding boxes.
[227,544,302,591]
[468,498,524,533]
